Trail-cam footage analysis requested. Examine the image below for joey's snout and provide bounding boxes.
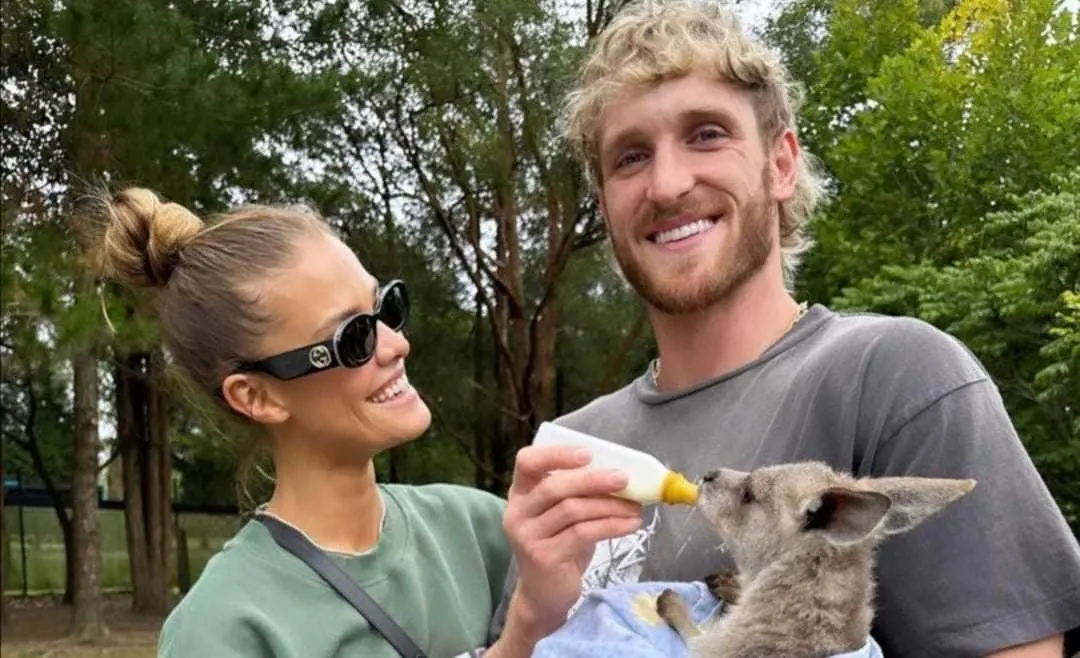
[699,468,749,510]
[701,468,746,492]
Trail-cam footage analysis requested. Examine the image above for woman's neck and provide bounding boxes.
[264,444,384,555]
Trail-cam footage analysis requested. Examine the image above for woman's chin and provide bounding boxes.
[374,395,433,446]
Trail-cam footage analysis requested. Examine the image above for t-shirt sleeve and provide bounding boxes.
[861,325,1080,655]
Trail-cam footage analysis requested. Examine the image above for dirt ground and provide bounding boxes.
[1,594,162,658]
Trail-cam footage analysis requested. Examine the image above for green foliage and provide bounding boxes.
[763,0,1080,526]
[3,0,1075,542]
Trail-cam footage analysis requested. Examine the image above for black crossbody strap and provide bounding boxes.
[257,514,427,658]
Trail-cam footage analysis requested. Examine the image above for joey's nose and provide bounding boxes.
[702,470,719,483]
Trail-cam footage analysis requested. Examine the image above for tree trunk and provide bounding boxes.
[472,291,492,491]
[20,381,75,604]
[117,351,171,616]
[531,189,563,426]
[144,351,171,613]
[70,343,107,641]
[1,426,8,626]
[117,355,152,613]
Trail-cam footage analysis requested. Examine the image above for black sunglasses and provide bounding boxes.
[234,279,409,381]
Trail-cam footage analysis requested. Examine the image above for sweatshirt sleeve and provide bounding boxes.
[157,597,281,658]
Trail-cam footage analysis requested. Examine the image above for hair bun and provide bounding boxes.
[101,187,204,288]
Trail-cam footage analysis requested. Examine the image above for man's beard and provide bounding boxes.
[610,168,775,315]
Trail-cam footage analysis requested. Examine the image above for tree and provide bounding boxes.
[767,0,1080,525]
[834,169,1080,525]
[323,0,628,490]
[795,0,1079,302]
[0,0,361,619]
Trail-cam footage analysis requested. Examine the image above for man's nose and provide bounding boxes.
[646,143,694,208]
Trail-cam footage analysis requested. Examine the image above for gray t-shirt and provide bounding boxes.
[491,305,1080,656]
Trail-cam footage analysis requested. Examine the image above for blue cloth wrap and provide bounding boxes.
[532,581,885,658]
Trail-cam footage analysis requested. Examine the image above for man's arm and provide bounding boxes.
[865,376,1080,656]
[851,319,1080,656]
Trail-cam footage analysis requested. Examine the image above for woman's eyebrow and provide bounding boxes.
[310,279,381,340]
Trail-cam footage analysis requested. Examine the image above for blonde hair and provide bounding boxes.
[96,187,331,400]
[562,0,826,281]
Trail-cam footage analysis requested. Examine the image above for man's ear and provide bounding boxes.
[220,373,290,426]
[802,487,892,546]
[864,476,977,536]
[769,129,799,203]
[597,189,610,230]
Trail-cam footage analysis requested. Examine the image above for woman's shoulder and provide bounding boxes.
[381,482,507,537]
[158,521,282,655]
[383,481,506,513]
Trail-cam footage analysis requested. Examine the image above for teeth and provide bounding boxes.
[370,374,409,404]
[654,218,715,245]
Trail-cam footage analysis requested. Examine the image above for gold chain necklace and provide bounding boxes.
[650,301,809,389]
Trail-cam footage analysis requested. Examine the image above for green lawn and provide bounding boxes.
[4,507,242,595]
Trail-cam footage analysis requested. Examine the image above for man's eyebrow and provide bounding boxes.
[601,106,742,163]
[600,126,646,164]
[678,107,740,131]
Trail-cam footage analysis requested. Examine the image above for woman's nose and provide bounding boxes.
[374,320,410,364]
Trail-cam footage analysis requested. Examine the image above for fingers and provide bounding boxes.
[524,494,642,541]
[509,444,593,495]
[512,515,643,568]
[511,466,633,520]
[556,516,643,546]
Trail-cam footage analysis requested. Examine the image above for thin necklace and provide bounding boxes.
[651,301,809,389]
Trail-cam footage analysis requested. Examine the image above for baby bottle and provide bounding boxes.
[532,422,699,506]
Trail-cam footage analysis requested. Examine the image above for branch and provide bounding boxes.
[435,124,526,319]
[97,440,122,474]
[389,101,523,403]
[521,196,601,391]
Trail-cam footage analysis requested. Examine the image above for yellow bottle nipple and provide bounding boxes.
[661,471,699,506]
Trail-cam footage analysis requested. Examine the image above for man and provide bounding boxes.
[493,1,1080,656]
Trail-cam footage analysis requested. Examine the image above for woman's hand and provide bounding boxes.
[496,444,643,651]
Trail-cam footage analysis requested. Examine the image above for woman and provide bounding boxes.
[94,188,642,657]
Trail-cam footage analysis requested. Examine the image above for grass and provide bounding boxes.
[2,509,243,658]
[5,507,242,595]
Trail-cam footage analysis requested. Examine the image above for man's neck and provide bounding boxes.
[649,265,801,391]
[265,441,383,554]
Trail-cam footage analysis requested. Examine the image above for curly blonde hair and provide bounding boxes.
[562,0,826,281]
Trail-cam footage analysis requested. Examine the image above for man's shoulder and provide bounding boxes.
[809,308,990,389]
[554,379,640,433]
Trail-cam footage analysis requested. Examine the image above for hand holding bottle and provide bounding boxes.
[499,443,644,645]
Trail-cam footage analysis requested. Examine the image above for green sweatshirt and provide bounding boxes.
[158,483,511,658]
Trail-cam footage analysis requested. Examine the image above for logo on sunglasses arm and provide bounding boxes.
[308,345,333,369]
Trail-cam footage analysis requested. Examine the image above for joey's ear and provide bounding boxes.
[221,373,290,426]
[802,487,892,546]
[864,476,977,536]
